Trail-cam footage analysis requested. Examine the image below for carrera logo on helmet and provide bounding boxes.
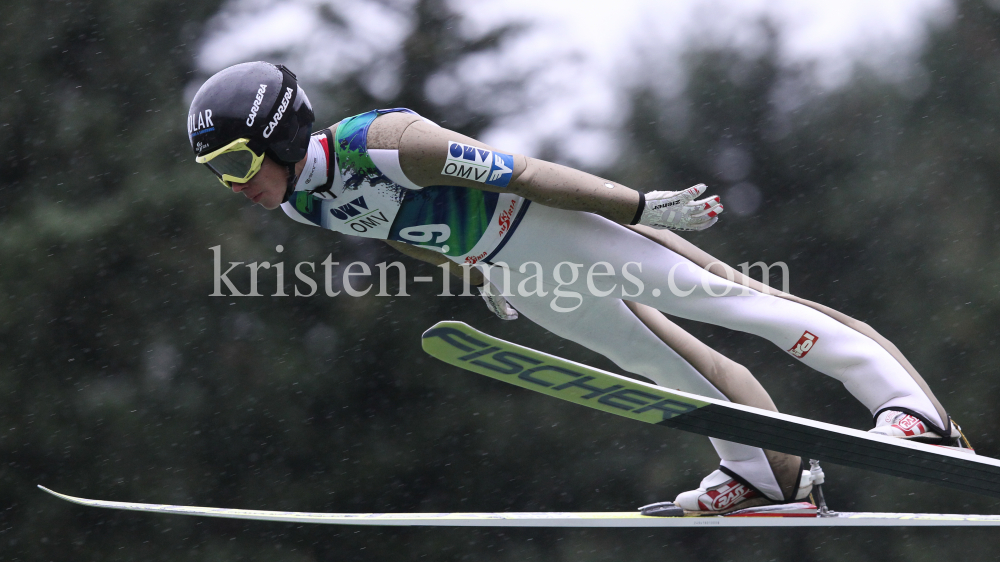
[246,84,267,126]
[262,87,293,139]
[188,109,214,137]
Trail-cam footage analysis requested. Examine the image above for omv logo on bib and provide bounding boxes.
[441,141,513,188]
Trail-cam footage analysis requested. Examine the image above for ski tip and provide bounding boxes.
[421,320,467,337]
[38,485,74,502]
[421,321,478,353]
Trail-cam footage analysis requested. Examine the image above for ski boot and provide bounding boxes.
[644,467,814,516]
[868,410,974,452]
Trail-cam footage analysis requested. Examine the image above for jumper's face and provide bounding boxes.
[230,155,287,210]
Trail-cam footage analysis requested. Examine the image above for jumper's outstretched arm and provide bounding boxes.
[369,112,720,229]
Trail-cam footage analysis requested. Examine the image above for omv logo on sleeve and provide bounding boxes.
[441,141,514,188]
[486,151,513,187]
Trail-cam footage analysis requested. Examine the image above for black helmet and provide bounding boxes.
[188,61,314,190]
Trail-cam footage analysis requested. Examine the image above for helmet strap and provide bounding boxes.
[282,162,298,204]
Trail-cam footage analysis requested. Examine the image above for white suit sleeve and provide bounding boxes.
[369,148,424,191]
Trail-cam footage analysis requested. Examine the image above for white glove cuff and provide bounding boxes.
[478,284,519,320]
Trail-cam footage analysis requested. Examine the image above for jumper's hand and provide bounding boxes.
[478,283,518,320]
[639,184,723,231]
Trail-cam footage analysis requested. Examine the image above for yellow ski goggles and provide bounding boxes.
[195,138,265,188]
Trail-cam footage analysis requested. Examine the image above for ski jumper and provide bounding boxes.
[281,108,952,502]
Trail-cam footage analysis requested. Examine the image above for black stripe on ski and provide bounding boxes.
[659,406,1000,496]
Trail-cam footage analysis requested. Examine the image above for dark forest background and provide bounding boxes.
[3,0,1000,560]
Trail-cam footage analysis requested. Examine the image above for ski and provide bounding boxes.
[421,321,1000,499]
[36,487,1000,527]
